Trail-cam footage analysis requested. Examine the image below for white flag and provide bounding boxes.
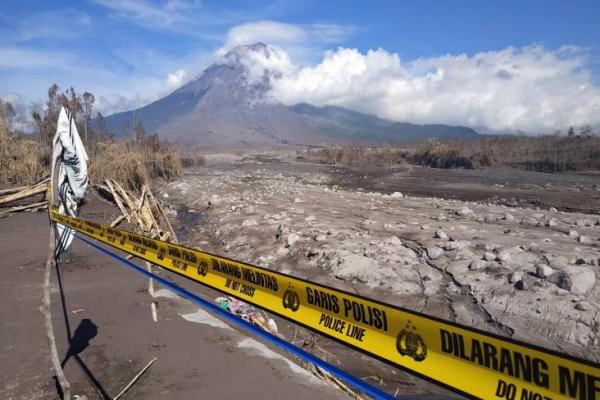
[52,106,89,258]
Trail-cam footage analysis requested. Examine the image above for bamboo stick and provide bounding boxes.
[105,180,130,223]
[0,201,47,215]
[109,214,126,228]
[0,185,27,196]
[41,168,71,399]
[113,356,158,400]
[0,183,47,205]
[0,176,50,196]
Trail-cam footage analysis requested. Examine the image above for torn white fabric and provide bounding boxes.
[52,106,89,258]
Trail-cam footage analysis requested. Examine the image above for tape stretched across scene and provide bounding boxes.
[51,210,600,400]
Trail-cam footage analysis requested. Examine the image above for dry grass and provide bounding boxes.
[90,140,182,192]
[180,154,206,168]
[408,138,493,169]
[298,146,407,167]
[0,133,182,192]
[0,126,50,185]
[301,135,600,173]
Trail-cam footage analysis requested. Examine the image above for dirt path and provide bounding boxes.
[0,200,344,399]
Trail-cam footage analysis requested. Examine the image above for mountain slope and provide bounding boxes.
[102,43,480,147]
[290,103,479,142]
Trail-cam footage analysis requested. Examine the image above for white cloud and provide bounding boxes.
[242,45,600,133]
[0,46,77,68]
[165,68,188,90]
[0,9,91,42]
[217,20,357,60]
[91,0,281,37]
[219,21,307,55]
[93,0,182,25]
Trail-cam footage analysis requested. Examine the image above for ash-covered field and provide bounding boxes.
[159,151,600,396]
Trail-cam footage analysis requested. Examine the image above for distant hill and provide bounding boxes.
[102,43,480,148]
[289,103,479,142]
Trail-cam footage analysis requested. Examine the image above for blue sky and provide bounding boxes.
[1,0,599,132]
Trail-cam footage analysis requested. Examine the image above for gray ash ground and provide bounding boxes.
[159,151,600,398]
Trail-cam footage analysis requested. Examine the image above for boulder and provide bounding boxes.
[515,274,537,290]
[575,302,591,311]
[456,206,473,216]
[390,192,404,198]
[548,255,569,269]
[434,230,448,240]
[442,242,460,251]
[535,264,554,279]
[276,224,290,240]
[388,236,402,246]
[469,260,486,271]
[508,271,523,284]
[334,254,373,282]
[285,233,301,248]
[313,234,327,242]
[578,235,590,244]
[547,266,596,295]
[241,219,258,227]
[497,251,511,262]
[426,246,444,260]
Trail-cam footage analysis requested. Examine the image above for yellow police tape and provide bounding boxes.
[51,209,599,400]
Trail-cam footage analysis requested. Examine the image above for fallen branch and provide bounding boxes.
[0,201,47,215]
[113,356,158,400]
[0,183,47,205]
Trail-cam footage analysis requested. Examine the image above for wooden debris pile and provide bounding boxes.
[98,178,176,241]
[0,176,49,216]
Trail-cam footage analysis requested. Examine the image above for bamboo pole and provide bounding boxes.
[0,183,47,205]
[41,171,71,399]
[0,201,47,215]
[0,185,27,196]
[105,180,130,222]
[0,177,49,197]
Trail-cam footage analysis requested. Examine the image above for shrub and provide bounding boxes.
[181,154,206,168]
[90,139,182,192]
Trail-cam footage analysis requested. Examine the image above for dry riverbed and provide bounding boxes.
[159,152,600,396]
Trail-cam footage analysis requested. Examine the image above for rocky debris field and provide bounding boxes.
[160,153,600,367]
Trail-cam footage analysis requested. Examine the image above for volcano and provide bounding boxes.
[103,43,479,148]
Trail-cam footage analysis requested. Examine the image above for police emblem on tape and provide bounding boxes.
[396,321,427,362]
[197,261,208,277]
[282,284,300,312]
